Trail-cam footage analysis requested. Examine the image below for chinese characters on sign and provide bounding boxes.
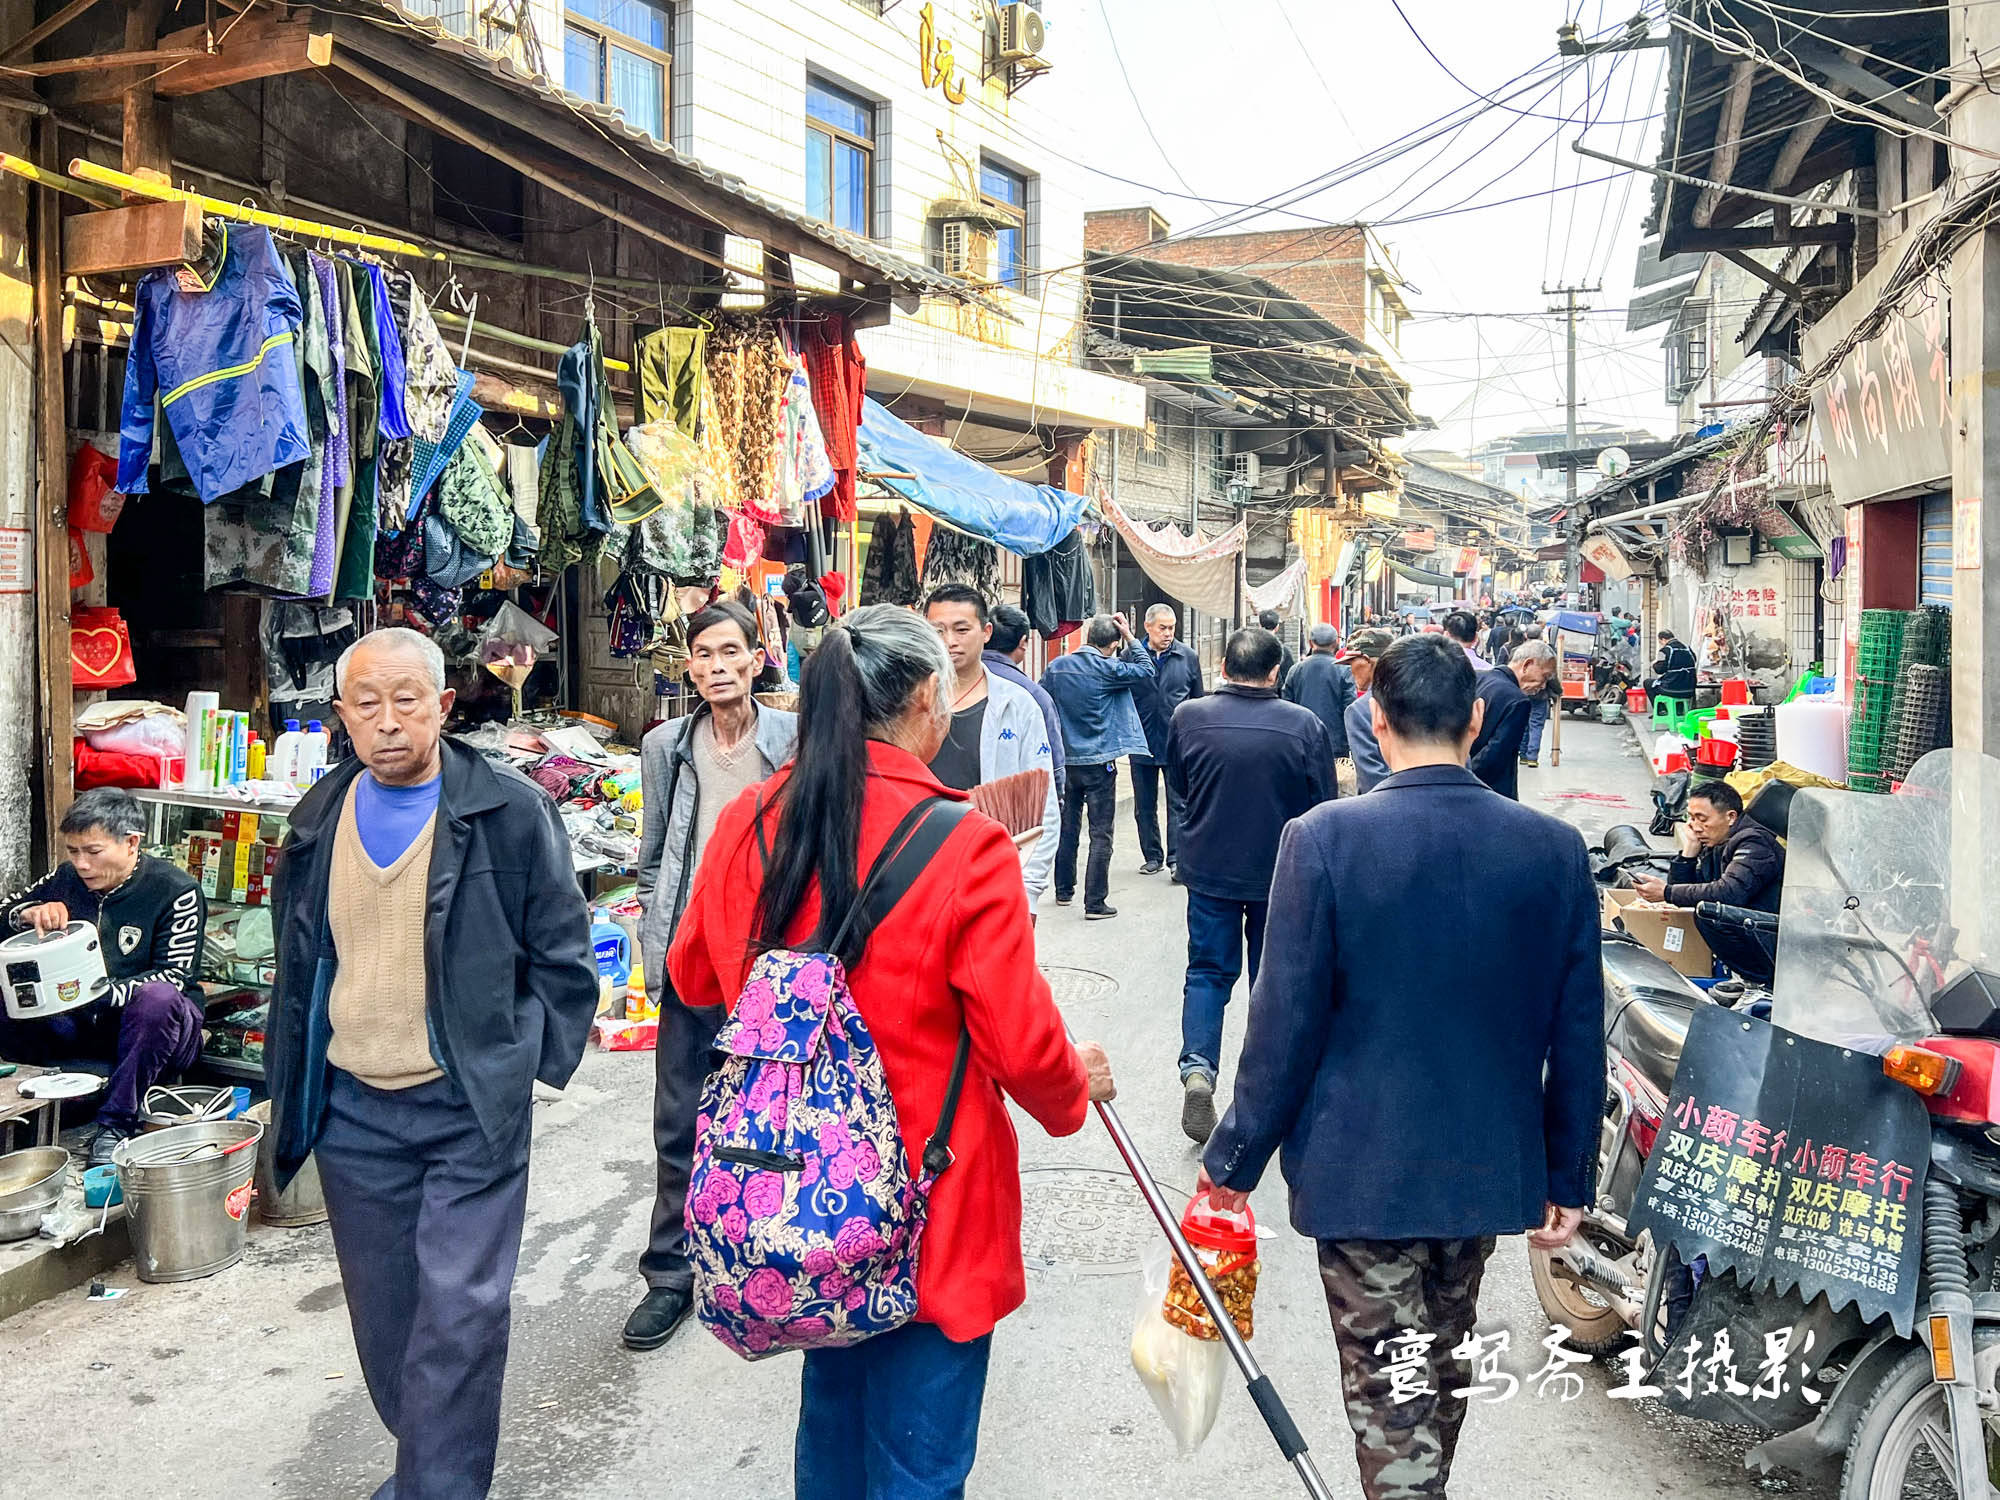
[1809,278,1950,506]
[1707,585,1781,621]
[918,3,967,103]
[1629,1008,1931,1335]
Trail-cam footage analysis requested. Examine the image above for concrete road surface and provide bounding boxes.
[0,718,1832,1498]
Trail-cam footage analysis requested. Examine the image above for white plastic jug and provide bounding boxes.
[296,722,331,786]
[269,720,303,787]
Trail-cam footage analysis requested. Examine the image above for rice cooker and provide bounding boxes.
[1,921,110,1021]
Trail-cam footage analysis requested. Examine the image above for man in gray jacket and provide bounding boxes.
[1339,628,1394,793]
[623,601,797,1350]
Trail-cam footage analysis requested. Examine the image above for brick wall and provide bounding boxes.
[1139,225,1370,337]
[1084,206,1171,254]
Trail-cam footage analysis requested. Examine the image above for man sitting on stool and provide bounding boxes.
[0,787,206,1163]
[1632,781,1783,984]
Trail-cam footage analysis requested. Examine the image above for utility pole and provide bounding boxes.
[1544,281,1600,604]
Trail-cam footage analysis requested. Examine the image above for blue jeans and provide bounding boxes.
[796,1322,993,1499]
[1521,697,1550,761]
[1179,890,1269,1081]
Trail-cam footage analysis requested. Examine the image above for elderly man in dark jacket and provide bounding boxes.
[1169,626,1331,1142]
[268,627,597,1500]
[1200,633,1602,1500]
[1283,623,1354,783]
[1129,603,1205,876]
[1469,638,1553,799]
[1633,779,1784,983]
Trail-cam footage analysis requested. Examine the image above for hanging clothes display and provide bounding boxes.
[862,508,920,605]
[539,324,615,573]
[117,222,309,503]
[626,418,723,579]
[435,441,513,560]
[744,351,836,529]
[1021,528,1095,639]
[333,260,380,601]
[705,316,789,521]
[635,325,708,436]
[919,528,1000,597]
[800,309,865,523]
[306,252,349,599]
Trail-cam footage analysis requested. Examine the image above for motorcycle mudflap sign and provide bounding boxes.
[1627,1005,1932,1426]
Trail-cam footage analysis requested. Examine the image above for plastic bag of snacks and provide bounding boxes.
[1130,1242,1228,1455]
[1161,1192,1259,1341]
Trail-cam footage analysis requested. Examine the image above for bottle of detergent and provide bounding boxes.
[269,720,303,786]
[296,721,331,786]
[590,907,632,999]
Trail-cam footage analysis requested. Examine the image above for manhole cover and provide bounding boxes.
[1039,965,1118,1008]
[1019,1165,1155,1274]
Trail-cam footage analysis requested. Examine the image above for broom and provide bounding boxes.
[969,767,1049,844]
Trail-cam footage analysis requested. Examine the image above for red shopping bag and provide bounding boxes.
[70,606,136,688]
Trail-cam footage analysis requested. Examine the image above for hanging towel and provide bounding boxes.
[405,369,480,523]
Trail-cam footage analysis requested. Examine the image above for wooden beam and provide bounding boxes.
[1719,249,1813,303]
[1,44,203,75]
[1768,103,1831,192]
[1694,60,1757,229]
[1790,40,1940,129]
[0,0,111,63]
[61,196,199,274]
[154,19,332,97]
[120,0,170,181]
[32,120,71,844]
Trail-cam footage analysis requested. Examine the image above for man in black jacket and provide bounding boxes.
[1633,780,1784,983]
[1128,603,1205,876]
[1199,633,1601,1500]
[0,787,206,1163]
[1169,627,1332,1142]
[268,628,597,1500]
[1646,628,1698,701]
[1469,639,1553,799]
[1283,623,1354,786]
[1259,608,1297,684]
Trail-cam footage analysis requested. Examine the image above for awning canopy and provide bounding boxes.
[1104,496,1243,618]
[857,400,1090,556]
[1389,556,1456,589]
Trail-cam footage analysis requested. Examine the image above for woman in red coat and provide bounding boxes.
[669,603,1115,1500]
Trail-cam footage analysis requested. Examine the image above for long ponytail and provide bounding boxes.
[752,605,951,964]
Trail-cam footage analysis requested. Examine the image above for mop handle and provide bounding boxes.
[1091,1092,1337,1500]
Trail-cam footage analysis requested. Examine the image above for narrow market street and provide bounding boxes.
[0,718,1829,1500]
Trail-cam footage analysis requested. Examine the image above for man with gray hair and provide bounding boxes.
[1128,602,1204,876]
[268,626,598,1499]
[1469,638,1555,800]
[1283,623,1354,788]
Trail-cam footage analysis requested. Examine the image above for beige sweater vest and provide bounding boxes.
[324,782,444,1091]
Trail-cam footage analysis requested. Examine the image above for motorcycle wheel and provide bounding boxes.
[1526,1246,1627,1354]
[1840,1336,1999,1499]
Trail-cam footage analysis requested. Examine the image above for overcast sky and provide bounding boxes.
[1039,0,1681,458]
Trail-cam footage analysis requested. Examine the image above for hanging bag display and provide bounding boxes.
[70,606,136,689]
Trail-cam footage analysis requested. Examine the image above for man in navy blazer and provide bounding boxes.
[1200,632,1603,1500]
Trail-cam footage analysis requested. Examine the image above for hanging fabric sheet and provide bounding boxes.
[856,400,1090,556]
[1244,557,1309,619]
[1101,495,1245,620]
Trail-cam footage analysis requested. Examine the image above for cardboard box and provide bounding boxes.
[1601,887,1715,977]
[189,834,280,905]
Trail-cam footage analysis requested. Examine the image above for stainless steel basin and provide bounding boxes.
[0,1146,69,1241]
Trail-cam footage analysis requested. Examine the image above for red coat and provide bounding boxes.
[667,740,1089,1342]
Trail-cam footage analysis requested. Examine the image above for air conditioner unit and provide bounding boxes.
[1231,452,1260,487]
[996,2,1046,62]
[937,220,995,280]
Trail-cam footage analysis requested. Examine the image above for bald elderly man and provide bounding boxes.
[267,626,597,1500]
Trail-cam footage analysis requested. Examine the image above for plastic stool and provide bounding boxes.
[1649,695,1689,728]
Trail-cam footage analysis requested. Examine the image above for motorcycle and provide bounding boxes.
[1535,753,2000,1498]
[1590,643,1636,707]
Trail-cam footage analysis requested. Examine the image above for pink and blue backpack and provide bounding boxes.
[688,797,972,1359]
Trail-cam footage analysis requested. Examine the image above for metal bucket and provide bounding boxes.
[112,1118,262,1283]
[245,1100,326,1227]
[0,1146,68,1242]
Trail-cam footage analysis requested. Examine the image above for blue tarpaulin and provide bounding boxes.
[856,398,1089,556]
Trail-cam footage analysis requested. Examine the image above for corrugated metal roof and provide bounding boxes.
[328,0,992,307]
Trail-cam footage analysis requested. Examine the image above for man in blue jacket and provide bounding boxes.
[1128,603,1205,877]
[1200,632,1602,1500]
[1169,627,1330,1142]
[1041,614,1152,919]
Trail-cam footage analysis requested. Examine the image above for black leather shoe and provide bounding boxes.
[622,1286,694,1350]
[1084,905,1118,920]
[86,1125,130,1168]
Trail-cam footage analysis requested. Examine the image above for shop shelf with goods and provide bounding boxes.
[134,789,297,1085]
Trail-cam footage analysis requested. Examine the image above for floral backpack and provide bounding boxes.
[688,795,973,1359]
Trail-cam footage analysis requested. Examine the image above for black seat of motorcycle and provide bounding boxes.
[1599,824,1654,866]
[1742,780,1794,840]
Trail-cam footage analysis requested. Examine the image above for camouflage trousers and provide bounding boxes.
[1318,1235,1497,1500]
